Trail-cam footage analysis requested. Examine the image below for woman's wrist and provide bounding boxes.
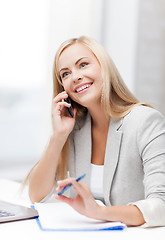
[95,205,145,226]
[96,206,108,221]
[51,131,68,145]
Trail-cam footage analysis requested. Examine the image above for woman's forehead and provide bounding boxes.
[58,43,96,69]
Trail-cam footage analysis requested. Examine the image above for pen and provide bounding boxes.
[57,173,86,196]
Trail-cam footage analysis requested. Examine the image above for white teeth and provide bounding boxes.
[76,84,91,93]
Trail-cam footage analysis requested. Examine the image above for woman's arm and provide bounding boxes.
[29,133,67,203]
[28,91,76,203]
[55,179,145,226]
[99,205,145,226]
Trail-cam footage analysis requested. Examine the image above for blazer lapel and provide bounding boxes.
[103,118,123,206]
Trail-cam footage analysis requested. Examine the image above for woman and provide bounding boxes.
[28,36,165,227]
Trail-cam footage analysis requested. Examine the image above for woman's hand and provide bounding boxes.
[55,178,102,220]
[52,91,76,138]
[55,178,145,226]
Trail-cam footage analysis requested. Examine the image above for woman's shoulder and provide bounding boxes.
[126,105,164,121]
[122,105,165,130]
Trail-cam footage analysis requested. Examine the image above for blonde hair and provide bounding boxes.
[24,36,150,185]
[53,36,150,180]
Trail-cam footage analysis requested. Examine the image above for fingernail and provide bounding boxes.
[57,180,62,184]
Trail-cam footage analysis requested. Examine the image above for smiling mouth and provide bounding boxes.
[75,83,92,93]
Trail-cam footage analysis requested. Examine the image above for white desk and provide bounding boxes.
[0,179,165,240]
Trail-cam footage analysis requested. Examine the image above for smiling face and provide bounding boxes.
[58,43,103,108]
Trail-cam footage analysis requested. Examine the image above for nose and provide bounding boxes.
[72,70,82,83]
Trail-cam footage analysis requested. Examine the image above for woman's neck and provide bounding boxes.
[88,103,110,130]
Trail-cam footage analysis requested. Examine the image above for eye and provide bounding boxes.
[61,72,69,79]
[80,62,88,68]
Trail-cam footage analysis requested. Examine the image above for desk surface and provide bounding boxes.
[0,179,165,240]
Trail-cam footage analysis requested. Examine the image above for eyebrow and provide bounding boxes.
[59,57,88,73]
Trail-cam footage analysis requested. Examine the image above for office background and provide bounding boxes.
[0,0,165,182]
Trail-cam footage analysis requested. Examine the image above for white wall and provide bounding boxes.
[0,0,50,180]
[0,0,49,88]
[101,0,140,93]
[135,0,165,115]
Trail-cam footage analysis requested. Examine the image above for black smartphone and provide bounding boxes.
[64,96,74,117]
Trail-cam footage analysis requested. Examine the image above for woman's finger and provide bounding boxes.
[57,178,75,188]
[55,194,73,206]
[56,101,71,110]
[53,92,68,104]
[72,181,91,198]
[52,101,71,118]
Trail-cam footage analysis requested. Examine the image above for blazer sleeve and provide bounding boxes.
[130,108,165,227]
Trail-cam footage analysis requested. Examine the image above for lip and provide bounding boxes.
[74,82,93,93]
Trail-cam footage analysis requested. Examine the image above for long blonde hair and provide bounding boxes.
[53,36,150,180]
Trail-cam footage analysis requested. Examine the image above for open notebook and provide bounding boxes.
[34,201,126,231]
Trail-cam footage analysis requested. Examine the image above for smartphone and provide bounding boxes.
[64,96,74,117]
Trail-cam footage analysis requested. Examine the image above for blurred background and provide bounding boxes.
[0,0,165,182]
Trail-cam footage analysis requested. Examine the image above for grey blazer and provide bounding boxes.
[68,106,165,227]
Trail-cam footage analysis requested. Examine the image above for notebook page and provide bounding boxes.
[35,202,126,230]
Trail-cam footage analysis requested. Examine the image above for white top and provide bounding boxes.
[90,163,104,201]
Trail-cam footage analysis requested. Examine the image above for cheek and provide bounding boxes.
[90,65,102,80]
[62,80,70,92]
